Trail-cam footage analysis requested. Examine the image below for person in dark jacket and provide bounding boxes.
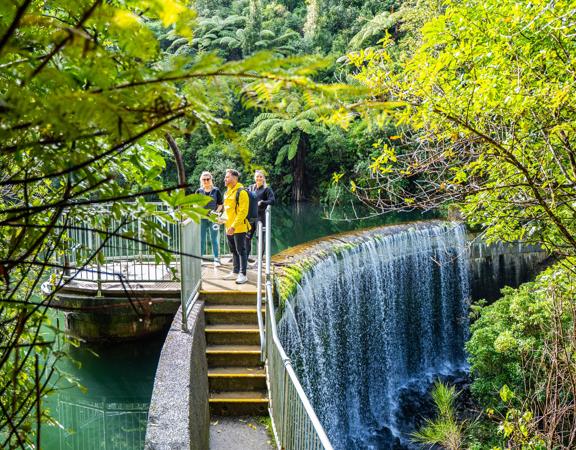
[195,171,223,266]
[246,170,275,261]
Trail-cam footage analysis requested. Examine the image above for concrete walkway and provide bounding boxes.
[209,416,274,449]
[201,258,260,291]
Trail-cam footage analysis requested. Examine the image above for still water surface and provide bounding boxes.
[41,204,430,449]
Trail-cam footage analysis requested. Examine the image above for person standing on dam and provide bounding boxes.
[196,171,223,267]
[222,169,251,284]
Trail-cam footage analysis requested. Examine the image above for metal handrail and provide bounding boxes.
[256,221,265,357]
[257,206,334,450]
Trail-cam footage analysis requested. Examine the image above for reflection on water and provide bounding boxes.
[49,395,149,450]
[270,203,434,254]
[40,204,431,449]
[42,332,165,449]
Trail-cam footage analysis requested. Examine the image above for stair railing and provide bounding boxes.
[179,218,202,332]
[257,206,334,450]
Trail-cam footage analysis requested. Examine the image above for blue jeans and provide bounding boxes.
[200,219,220,260]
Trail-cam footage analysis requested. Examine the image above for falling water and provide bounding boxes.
[277,222,470,449]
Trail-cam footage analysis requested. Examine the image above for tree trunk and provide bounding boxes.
[291,134,308,202]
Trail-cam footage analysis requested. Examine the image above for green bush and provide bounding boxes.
[466,262,576,447]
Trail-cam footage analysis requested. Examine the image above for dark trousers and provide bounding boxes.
[246,219,266,259]
[227,232,248,275]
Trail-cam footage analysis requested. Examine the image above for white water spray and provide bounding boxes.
[278,222,470,449]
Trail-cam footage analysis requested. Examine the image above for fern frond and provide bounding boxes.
[260,30,276,39]
[286,133,300,160]
[265,122,284,144]
[282,119,298,134]
[349,12,398,49]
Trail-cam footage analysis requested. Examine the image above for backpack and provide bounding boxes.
[235,188,258,221]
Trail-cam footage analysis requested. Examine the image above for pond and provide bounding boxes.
[40,203,431,449]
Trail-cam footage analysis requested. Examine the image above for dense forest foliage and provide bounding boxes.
[158,0,409,203]
[1,0,575,447]
[349,0,576,447]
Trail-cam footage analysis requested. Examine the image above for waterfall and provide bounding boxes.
[277,222,470,449]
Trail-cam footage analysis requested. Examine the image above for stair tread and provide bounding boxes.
[208,367,265,376]
[205,305,264,312]
[209,391,268,402]
[206,324,259,332]
[200,290,261,295]
[207,344,261,354]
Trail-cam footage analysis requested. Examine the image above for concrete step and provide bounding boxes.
[205,324,260,346]
[209,391,269,416]
[207,344,262,367]
[209,367,267,392]
[200,291,260,306]
[204,304,265,325]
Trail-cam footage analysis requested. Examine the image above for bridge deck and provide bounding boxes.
[55,257,262,296]
[201,260,260,293]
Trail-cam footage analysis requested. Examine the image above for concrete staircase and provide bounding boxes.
[203,291,268,416]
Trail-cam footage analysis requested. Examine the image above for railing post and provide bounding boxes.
[95,231,102,297]
[281,365,289,446]
[265,206,272,276]
[180,220,189,333]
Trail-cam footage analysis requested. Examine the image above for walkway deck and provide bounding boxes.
[55,258,260,294]
[201,259,260,292]
[209,417,273,450]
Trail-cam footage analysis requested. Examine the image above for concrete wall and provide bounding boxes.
[145,300,209,450]
[469,239,551,302]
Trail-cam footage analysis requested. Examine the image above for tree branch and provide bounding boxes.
[0,0,33,55]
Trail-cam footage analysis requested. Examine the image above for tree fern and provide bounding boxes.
[348,11,398,49]
[265,122,285,144]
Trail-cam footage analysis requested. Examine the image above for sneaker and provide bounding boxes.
[213,259,222,267]
[235,274,248,284]
[223,272,237,280]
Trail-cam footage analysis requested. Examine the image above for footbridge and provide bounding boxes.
[47,203,331,449]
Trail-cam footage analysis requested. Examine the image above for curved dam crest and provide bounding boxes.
[271,220,545,449]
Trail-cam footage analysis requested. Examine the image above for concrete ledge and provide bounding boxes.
[145,301,209,450]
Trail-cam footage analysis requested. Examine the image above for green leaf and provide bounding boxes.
[286,133,300,160]
[499,385,514,403]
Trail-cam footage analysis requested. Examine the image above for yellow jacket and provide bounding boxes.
[223,182,251,234]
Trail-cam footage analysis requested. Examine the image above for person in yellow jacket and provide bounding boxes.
[222,169,251,284]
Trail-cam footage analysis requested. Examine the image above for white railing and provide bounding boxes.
[258,206,334,450]
[63,203,180,285]
[180,218,202,332]
[58,202,202,331]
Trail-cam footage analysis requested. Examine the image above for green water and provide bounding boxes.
[269,203,433,254]
[40,204,431,449]
[41,335,165,449]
